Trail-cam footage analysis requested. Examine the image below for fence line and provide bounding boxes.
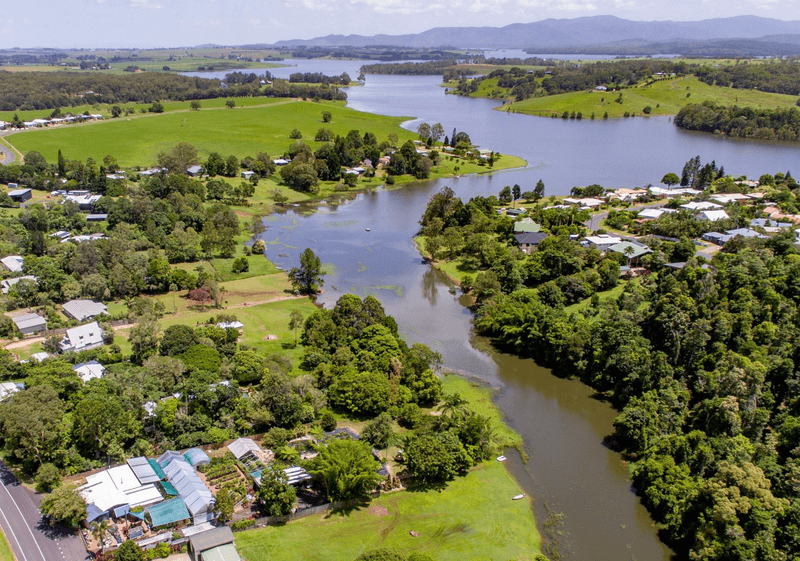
[232,491,381,529]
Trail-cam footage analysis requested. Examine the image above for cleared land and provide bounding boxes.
[500,76,800,118]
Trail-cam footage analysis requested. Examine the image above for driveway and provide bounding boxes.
[0,463,89,561]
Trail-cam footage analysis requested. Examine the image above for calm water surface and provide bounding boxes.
[197,60,799,559]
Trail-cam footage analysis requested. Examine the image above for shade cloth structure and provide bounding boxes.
[163,458,215,522]
[157,450,185,469]
[160,481,178,496]
[144,497,191,528]
[148,458,166,479]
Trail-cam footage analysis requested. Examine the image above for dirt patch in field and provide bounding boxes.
[368,505,390,517]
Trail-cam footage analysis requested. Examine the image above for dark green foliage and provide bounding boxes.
[320,411,337,432]
[290,248,324,294]
[113,539,147,561]
[35,463,61,493]
[404,431,471,483]
[232,256,249,274]
[159,324,199,356]
[329,371,392,417]
[361,413,394,449]
[675,102,800,141]
[355,549,407,561]
[179,345,222,373]
[40,485,86,527]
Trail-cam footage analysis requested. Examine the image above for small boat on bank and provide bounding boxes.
[496,455,507,462]
[365,228,371,231]
[512,494,526,500]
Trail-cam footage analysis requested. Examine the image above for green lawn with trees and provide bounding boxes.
[235,461,540,561]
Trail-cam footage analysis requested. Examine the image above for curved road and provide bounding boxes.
[0,133,19,165]
[0,463,89,561]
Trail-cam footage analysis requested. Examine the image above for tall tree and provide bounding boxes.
[289,248,324,295]
[308,439,383,502]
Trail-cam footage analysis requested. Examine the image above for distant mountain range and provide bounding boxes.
[270,15,800,54]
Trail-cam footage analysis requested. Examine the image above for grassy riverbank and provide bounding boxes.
[459,76,800,119]
[235,374,536,561]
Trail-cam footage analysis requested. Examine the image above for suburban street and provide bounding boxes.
[0,463,88,561]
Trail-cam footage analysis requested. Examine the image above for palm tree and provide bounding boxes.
[437,392,469,420]
[91,519,110,553]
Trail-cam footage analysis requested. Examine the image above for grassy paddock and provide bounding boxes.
[235,461,540,561]
[503,76,800,119]
[0,526,15,561]
[5,100,415,167]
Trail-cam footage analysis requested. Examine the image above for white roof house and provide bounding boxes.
[0,255,24,273]
[680,201,723,211]
[0,382,23,401]
[62,299,108,322]
[59,321,104,353]
[79,465,162,520]
[216,321,244,330]
[697,210,730,222]
[1,276,36,294]
[29,352,51,362]
[73,360,106,383]
[637,208,668,220]
[584,235,622,251]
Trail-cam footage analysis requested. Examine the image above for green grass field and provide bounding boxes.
[7,100,409,166]
[235,460,540,561]
[502,76,800,119]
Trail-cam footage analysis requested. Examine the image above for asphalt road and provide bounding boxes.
[0,463,89,561]
[0,134,17,165]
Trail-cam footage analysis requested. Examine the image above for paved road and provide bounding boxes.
[0,463,89,561]
[0,133,18,165]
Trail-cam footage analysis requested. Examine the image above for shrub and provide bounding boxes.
[320,411,337,431]
[643,106,652,114]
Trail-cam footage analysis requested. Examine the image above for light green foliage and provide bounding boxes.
[257,467,296,516]
[308,439,383,502]
[40,485,86,527]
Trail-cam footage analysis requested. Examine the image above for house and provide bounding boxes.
[696,210,730,222]
[711,193,752,205]
[50,231,71,241]
[726,228,767,239]
[8,189,31,203]
[0,276,36,294]
[680,201,723,211]
[227,438,263,463]
[273,158,290,166]
[608,241,652,266]
[513,218,541,233]
[594,85,608,91]
[11,313,47,335]
[702,232,733,245]
[750,218,793,232]
[62,299,108,322]
[187,527,241,561]
[241,170,255,180]
[216,321,244,330]
[63,193,102,211]
[86,214,108,222]
[79,464,163,523]
[514,232,548,254]
[506,208,525,217]
[649,186,701,198]
[59,321,104,353]
[607,188,648,202]
[186,165,203,176]
[0,382,23,401]
[29,352,51,362]
[0,255,24,273]
[583,235,622,251]
[73,360,105,383]
[564,197,604,208]
[637,208,666,220]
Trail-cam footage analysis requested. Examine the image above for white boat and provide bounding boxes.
[512,494,525,500]
[496,455,507,462]
[365,228,371,231]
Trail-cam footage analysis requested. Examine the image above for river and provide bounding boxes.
[187,60,798,560]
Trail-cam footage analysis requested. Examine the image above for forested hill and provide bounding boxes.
[416,173,800,560]
[273,15,800,50]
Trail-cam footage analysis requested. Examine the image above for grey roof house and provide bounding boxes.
[59,321,104,353]
[1,276,36,294]
[513,232,549,254]
[62,299,108,322]
[0,255,24,273]
[188,526,240,561]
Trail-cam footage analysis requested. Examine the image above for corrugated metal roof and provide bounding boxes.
[127,457,161,485]
[200,543,242,561]
[160,481,178,496]
[227,438,261,460]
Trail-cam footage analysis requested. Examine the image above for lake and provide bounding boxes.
[188,59,798,559]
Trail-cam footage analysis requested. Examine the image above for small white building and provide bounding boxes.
[11,313,47,335]
[0,255,24,273]
[584,235,622,251]
[59,321,104,353]
[680,201,723,211]
[73,360,106,383]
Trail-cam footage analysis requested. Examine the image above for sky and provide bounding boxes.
[1,0,799,49]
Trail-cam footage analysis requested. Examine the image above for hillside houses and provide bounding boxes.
[59,321,104,353]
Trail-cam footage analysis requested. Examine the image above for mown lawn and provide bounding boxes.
[235,460,540,561]
[504,76,800,118]
[0,527,14,561]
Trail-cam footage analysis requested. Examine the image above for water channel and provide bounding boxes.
[189,60,799,560]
